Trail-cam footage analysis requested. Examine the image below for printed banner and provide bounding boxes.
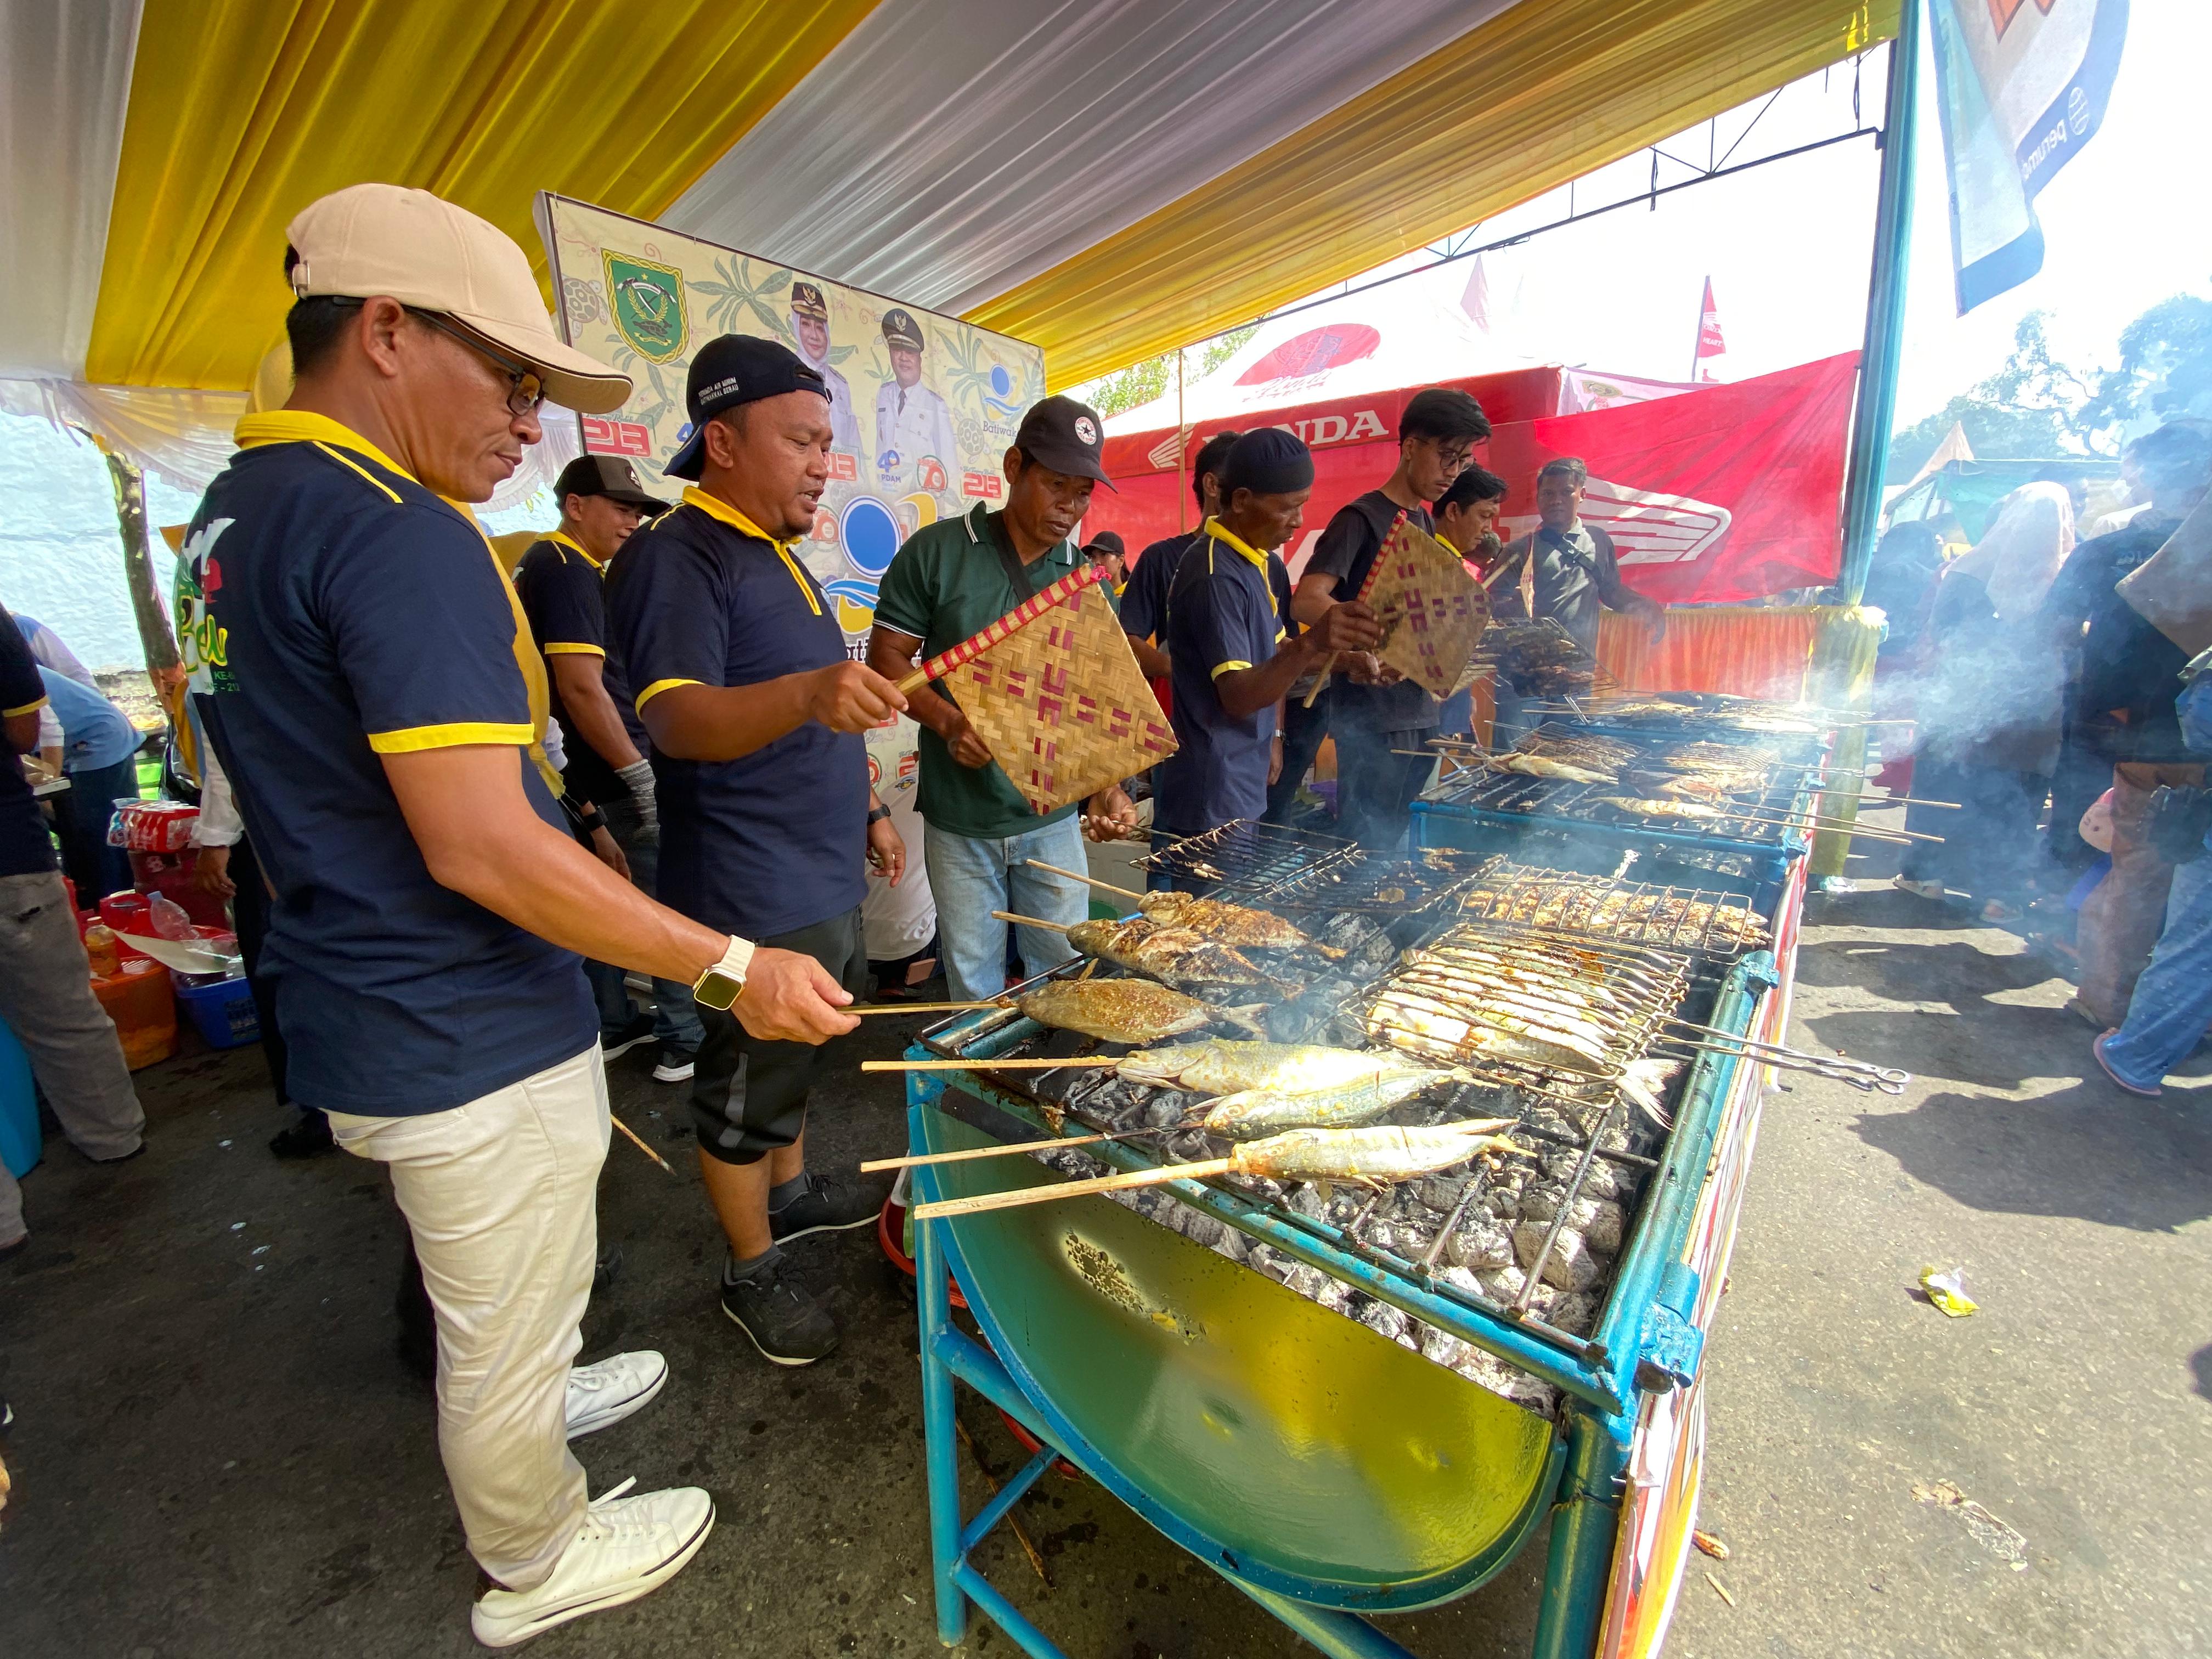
[538,193,1049,791]
[1930,0,2128,314]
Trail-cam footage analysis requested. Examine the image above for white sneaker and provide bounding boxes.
[565,1351,668,1440]
[470,1478,714,1648]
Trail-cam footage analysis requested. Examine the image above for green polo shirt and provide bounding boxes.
[874,502,1107,840]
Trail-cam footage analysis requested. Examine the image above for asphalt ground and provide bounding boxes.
[1,826,2205,1657]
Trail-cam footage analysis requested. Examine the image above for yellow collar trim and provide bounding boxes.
[1203,517,1270,573]
[548,529,603,571]
[234,411,416,483]
[1435,528,1462,556]
[681,486,821,618]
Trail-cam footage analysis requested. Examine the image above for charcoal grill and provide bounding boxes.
[1136,816,1358,891]
[1254,845,1499,916]
[1454,862,1774,959]
[1422,763,1816,860]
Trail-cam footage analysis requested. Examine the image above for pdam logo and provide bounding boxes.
[1499,478,1731,567]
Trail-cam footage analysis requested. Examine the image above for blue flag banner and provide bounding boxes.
[1929,0,2129,314]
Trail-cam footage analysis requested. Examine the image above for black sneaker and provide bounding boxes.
[269,1110,335,1160]
[600,1013,657,1061]
[651,1044,696,1084]
[720,1251,838,1365]
[768,1171,882,1244]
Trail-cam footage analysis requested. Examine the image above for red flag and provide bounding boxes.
[1694,277,1726,381]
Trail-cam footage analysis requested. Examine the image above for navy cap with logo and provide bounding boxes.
[554,453,668,514]
[881,308,926,351]
[1013,394,1118,492]
[663,334,831,480]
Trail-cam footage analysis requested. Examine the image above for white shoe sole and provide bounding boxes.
[651,1061,694,1083]
[470,1500,715,1649]
[566,1362,667,1440]
[601,1031,656,1061]
[768,1209,879,1245]
[721,1299,837,1367]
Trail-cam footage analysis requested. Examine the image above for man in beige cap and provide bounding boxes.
[173,183,863,1648]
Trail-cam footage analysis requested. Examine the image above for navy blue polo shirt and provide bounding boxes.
[177,412,593,1117]
[0,604,57,878]
[512,532,651,808]
[1155,520,1290,836]
[607,486,866,940]
[1119,531,1194,645]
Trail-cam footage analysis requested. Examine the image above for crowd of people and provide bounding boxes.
[3,169,2205,1647]
[1869,421,2212,1096]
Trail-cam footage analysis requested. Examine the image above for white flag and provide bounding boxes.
[1929,0,2128,314]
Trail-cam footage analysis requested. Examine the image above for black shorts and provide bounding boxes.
[691,906,868,1165]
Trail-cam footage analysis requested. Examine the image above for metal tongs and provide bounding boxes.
[1661,1018,1909,1094]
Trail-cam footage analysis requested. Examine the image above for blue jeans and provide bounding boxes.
[2098,838,2212,1090]
[923,815,1088,1001]
[584,796,703,1052]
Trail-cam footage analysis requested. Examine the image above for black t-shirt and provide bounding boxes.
[511,533,651,807]
[0,604,57,878]
[1119,531,1194,644]
[608,487,868,939]
[1157,526,1289,834]
[178,413,593,1117]
[2053,518,2193,762]
[1302,489,1436,732]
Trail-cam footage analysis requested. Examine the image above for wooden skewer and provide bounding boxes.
[847,1001,1009,1015]
[994,909,1073,933]
[860,1126,1165,1173]
[862,1057,1121,1073]
[913,1158,1235,1221]
[1024,858,1144,900]
[610,1111,674,1176]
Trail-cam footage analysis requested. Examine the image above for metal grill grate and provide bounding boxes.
[1137,817,1360,892]
[1454,864,1772,957]
[1255,848,1500,916]
[1423,765,1807,848]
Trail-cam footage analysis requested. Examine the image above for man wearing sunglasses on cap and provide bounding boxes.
[176,183,857,1648]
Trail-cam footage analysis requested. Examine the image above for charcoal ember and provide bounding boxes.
[1545,1292,1600,1335]
[1364,1222,1403,1254]
[1246,1244,1292,1282]
[1176,1209,1228,1250]
[1163,1127,1216,1162]
[1476,1263,1528,1303]
[1438,1264,1485,1299]
[1056,1069,1123,1112]
[1358,1299,1410,1344]
[1142,1090,1197,1128]
[1519,1186,1601,1233]
[1411,1175,1472,1214]
[1542,1152,1624,1201]
[1450,1347,1560,1418]
[1513,1221,1604,1291]
[1267,986,1347,1043]
[1522,1105,1580,1141]
[1582,1200,1627,1255]
[1442,1217,1515,1271]
[1284,1183,1329,1219]
[1281,1261,1333,1302]
[1212,1223,1251,1263]
[1595,1121,1636,1153]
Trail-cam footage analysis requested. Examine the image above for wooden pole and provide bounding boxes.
[912,1158,1234,1222]
[1024,858,1144,901]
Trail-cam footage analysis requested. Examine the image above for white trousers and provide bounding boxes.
[328,1043,608,1589]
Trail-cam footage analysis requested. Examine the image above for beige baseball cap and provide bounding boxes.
[285,183,631,415]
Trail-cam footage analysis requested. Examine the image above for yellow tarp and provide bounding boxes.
[85,0,875,391]
[974,0,1894,389]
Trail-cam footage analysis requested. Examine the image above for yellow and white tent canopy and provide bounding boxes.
[1,0,1891,488]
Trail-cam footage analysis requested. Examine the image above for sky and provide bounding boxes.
[9,0,2206,670]
[1131,0,2211,431]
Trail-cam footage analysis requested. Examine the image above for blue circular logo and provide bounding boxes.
[841,496,902,576]
[989,364,1011,397]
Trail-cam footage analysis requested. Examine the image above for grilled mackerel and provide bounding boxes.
[1133,893,1339,956]
[1065,917,1299,997]
[1014,980,1215,1043]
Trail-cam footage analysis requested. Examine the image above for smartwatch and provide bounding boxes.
[866,804,892,826]
[691,935,757,1011]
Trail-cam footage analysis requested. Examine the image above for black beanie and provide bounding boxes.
[1220,427,1314,499]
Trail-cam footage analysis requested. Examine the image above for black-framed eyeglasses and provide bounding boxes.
[330,297,546,416]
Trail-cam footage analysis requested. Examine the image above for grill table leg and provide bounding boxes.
[1532,1407,1632,1659]
[917,1199,971,1649]
[1221,1578,1421,1659]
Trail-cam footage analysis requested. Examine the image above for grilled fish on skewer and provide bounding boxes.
[1116,1040,1458,1098]
[1232,1120,1532,1183]
[1496,753,1616,785]
[1368,988,1616,1076]
[1064,917,1299,997]
[1593,795,1728,822]
[1199,1076,1483,1137]
[1135,893,1340,956]
[1378,979,1617,1069]
[1013,980,1215,1043]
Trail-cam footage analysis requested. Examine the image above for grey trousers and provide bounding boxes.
[0,869,145,1242]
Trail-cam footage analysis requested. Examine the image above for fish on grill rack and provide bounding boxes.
[1497,752,1617,785]
[1228,1120,1532,1184]
[1367,985,1617,1076]
[1116,1040,1454,1098]
[1593,795,1730,822]
[1014,980,1217,1043]
[1133,893,1340,956]
[1065,917,1300,997]
[1199,1076,1486,1137]
[1458,878,1769,949]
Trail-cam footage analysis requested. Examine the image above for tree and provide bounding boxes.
[2074,293,2212,434]
[1886,310,2107,479]
[1080,326,1260,420]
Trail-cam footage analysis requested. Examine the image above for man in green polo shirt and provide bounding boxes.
[869,397,1138,1000]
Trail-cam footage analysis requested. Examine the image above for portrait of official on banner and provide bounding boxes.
[538,193,1050,791]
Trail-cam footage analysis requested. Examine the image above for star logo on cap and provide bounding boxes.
[1074,416,1097,445]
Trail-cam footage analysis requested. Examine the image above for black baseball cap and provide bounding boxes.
[1014,395,1117,492]
[553,454,668,514]
[663,334,830,480]
[1081,531,1126,560]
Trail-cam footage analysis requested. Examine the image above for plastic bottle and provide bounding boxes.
[149,891,194,940]
[83,924,120,978]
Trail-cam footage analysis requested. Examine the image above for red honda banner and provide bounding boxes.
[1694,276,1726,380]
[1088,352,1857,607]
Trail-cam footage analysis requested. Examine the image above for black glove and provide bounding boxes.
[2145,784,2212,865]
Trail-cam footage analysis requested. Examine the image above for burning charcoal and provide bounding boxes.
[1442,1217,1515,1271]
[1438,1265,1485,1300]
[1280,1261,1329,1300]
[1178,1210,1227,1250]
[1364,1222,1402,1254]
[1476,1263,1529,1302]
[1284,1183,1329,1219]
[1418,1325,1472,1370]
[1583,1200,1627,1255]
[1142,1090,1193,1128]
[1214,1226,1250,1265]
[1246,1244,1292,1282]
[1513,1221,1603,1291]
[1542,1152,1622,1200]
[1519,1186,1600,1232]
[1545,1292,1600,1336]
[1410,1174,1471,1213]
[1358,1300,1410,1344]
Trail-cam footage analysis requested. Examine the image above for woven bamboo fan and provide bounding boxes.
[1362,516,1491,698]
[949,582,1178,814]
